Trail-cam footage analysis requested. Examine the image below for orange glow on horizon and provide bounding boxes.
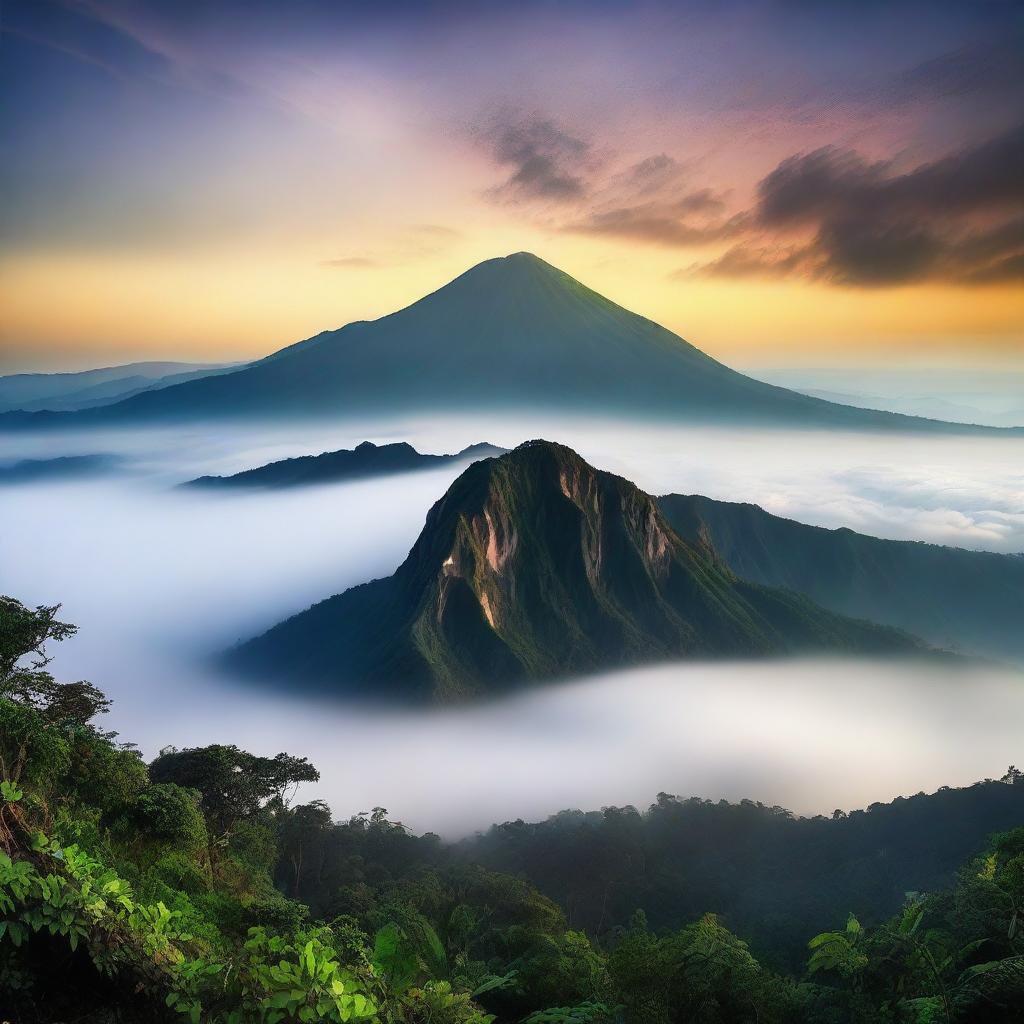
[2,239,1021,373]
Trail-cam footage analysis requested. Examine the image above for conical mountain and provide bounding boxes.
[11,253,1010,431]
[228,440,922,702]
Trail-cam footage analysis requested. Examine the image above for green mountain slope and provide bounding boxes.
[658,492,1024,662]
[228,441,921,701]
[5,254,1016,432]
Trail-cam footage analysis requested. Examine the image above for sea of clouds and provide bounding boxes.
[1,412,1021,834]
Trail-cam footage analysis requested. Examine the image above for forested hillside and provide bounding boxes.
[2,595,1022,1023]
[229,441,920,701]
[658,493,1024,661]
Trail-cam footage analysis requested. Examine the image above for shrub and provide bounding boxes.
[0,699,71,794]
[118,782,208,852]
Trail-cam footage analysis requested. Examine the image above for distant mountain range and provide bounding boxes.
[658,493,1024,664]
[0,454,120,484]
[0,361,235,413]
[749,367,1024,429]
[227,440,922,702]
[3,254,1017,433]
[184,441,506,490]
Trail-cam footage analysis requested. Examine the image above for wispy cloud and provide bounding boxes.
[569,197,746,248]
[479,113,593,203]
[888,40,1024,106]
[475,123,746,247]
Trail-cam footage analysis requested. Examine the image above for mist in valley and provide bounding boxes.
[2,412,1022,836]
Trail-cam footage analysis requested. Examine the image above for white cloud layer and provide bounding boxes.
[1,413,1021,834]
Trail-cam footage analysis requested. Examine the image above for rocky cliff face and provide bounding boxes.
[228,441,923,702]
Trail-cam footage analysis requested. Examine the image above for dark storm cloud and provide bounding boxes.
[757,123,1024,227]
[689,123,1024,286]
[483,116,591,202]
[481,108,1023,283]
[696,220,1024,286]
[812,220,942,286]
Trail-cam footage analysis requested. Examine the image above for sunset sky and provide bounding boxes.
[1,0,1022,372]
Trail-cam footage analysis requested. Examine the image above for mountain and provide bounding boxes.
[4,254,1016,432]
[0,454,119,484]
[750,367,1024,429]
[0,361,236,413]
[183,441,506,490]
[227,440,922,702]
[658,493,1024,663]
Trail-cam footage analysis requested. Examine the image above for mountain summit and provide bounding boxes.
[227,440,921,701]
[12,253,1009,432]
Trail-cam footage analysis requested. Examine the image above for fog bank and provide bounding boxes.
[1,413,1022,835]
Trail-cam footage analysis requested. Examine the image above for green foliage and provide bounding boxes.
[117,782,209,851]
[0,832,186,976]
[150,743,319,836]
[398,980,495,1024]
[0,596,109,728]
[240,887,310,933]
[505,929,611,1015]
[4,593,1024,1024]
[800,831,1024,1023]
[0,597,77,687]
[232,441,919,703]
[522,1002,617,1023]
[66,731,149,813]
[807,914,869,978]
[0,696,72,791]
[1,780,23,803]
[150,850,210,896]
[0,819,379,1023]
[658,491,1024,664]
[609,911,800,1024]
[372,921,421,993]
[215,926,377,1024]
[463,779,1024,972]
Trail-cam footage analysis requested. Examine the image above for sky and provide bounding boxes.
[1,0,1022,372]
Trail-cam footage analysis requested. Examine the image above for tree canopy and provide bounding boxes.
[2,593,1022,1024]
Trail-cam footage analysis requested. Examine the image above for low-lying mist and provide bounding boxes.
[1,412,1021,835]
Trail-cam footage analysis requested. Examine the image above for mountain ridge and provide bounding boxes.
[226,439,924,702]
[0,360,236,413]
[3,254,1019,433]
[183,440,506,489]
[657,492,1024,663]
